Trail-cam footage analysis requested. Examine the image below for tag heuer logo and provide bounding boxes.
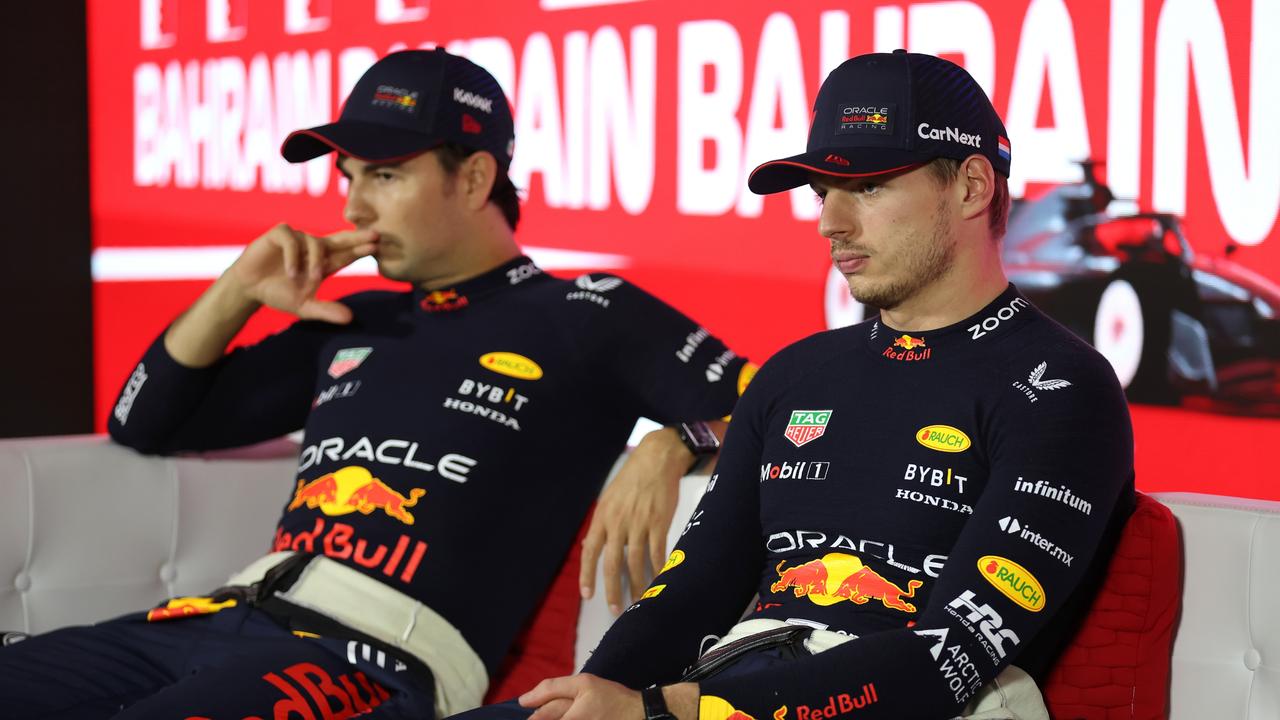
[784,409,832,447]
[328,347,372,379]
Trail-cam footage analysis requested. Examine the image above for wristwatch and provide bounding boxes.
[641,685,678,720]
[675,421,721,473]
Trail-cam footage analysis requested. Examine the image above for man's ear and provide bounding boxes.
[957,155,996,222]
[461,151,498,211]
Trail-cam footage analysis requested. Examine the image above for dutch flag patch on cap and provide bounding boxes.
[997,136,1011,160]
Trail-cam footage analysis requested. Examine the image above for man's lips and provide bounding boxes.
[833,253,868,273]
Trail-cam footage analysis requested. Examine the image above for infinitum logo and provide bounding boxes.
[1013,477,1092,515]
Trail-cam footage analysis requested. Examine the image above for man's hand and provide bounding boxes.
[519,675,699,720]
[579,427,691,615]
[164,224,378,368]
[226,224,379,324]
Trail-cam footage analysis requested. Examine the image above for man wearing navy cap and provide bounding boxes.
[0,49,751,719]
[478,51,1133,720]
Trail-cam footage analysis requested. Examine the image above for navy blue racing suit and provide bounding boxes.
[456,285,1134,720]
[0,256,749,719]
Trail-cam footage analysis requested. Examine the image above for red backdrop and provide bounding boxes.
[90,0,1278,497]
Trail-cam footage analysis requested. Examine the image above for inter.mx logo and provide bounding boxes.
[784,410,832,448]
[998,516,1074,567]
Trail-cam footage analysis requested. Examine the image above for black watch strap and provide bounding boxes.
[641,685,677,720]
[675,421,720,473]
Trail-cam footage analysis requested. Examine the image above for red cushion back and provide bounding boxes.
[1042,492,1181,719]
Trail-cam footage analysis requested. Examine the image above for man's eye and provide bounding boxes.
[813,191,827,205]
[375,171,396,182]
[859,183,880,195]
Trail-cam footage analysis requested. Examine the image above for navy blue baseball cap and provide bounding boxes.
[281,49,514,168]
[749,50,1011,195]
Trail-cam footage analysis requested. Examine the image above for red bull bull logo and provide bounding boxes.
[700,696,757,720]
[421,289,469,312]
[771,553,923,613]
[146,596,237,622]
[289,466,425,525]
[893,334,926,350]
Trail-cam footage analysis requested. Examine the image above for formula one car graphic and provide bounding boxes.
[823,162,1280,414]
[1001,162,1280,413]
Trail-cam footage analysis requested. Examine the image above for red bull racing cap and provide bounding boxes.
[281,48,514,168]
[748,50,1011,195]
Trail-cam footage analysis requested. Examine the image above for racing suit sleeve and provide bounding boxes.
[576,274,752,423]
[579,350,775,687]
[687,346,1136,718]
[107,316,332,454]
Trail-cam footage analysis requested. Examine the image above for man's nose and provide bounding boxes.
[818,192,856,242]
[344,183,374,227]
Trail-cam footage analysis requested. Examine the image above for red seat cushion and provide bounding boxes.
[484,509,590,703]
[1042,492,1181,719]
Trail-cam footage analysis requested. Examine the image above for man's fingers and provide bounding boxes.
[626,541,648,603]
[324,228,379,247]
[579,527,604,600]
[527,698,573,720]
[519,676,578,708]
[271,230,301,278]
[323,243,378,276]
[297,299,354,325]
[600,538,625,615]
[302,233,324,280]
[649,531,668,575]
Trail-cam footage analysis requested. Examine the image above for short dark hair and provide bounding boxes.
[925,157,1010,241]
[434,142,522,232]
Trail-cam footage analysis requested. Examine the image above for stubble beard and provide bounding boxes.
[847,196,957,311]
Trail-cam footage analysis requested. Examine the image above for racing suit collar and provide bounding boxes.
[867,283,1034,361]
[414,256,545,313]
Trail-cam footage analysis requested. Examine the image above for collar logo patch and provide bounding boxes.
[884,334,932,362]
[784,409,832,447]
[328,347,372,379]
[421,289,469,312]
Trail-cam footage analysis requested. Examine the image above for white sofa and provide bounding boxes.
[1,434,1277,718]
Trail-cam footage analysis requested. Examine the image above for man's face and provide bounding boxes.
[338,150,467,285]
[812,164,957,311]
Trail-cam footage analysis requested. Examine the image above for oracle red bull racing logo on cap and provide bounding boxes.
[289,466,425,525]
[979,556,1046,612]
[328,347,372,379]
[784,410,832,447]
[771,553,923,613]
[916,425,970,453]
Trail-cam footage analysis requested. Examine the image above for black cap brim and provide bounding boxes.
[280,121,445,164]
[748,147,929,195]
